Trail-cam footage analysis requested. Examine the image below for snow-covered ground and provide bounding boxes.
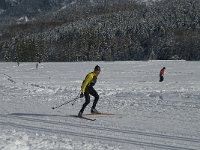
[0,61,200,150]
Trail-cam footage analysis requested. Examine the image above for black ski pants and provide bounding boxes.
[80,86,99,113]
[159,76,164,82]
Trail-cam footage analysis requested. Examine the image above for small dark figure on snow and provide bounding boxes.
[36,63,38,69]
[78,65,101,117]
[159,67,166,82]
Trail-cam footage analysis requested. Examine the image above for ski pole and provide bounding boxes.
[72,97,80,106]
[72,92,85,106]
[52,95,79,110]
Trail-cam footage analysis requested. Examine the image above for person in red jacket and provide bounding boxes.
[159,67,165,82]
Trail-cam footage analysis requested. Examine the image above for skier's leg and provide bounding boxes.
[90,87,99,109]
[159,76,164,82]
[80,91,90,113]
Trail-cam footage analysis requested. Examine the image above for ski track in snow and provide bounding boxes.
[0,61,200,150]
[0,114,199,150]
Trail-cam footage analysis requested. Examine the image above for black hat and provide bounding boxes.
[94,65,101,71]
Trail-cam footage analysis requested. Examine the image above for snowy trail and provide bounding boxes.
[0,61,200,150]
[0,114,199,150]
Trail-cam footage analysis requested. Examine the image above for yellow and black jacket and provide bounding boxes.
[81,72,97,94]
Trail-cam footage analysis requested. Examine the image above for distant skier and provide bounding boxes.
[78,65,101,117]
[36,63,38,69]
[159,67,166,82]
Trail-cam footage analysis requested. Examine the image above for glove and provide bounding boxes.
[80,93,84,98]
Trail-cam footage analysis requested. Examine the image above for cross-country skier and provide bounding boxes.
[159,67,166,82]
[78,65,101,117]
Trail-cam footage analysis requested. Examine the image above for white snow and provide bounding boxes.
[0,61,200,150]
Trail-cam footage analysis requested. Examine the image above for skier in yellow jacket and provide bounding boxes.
[78,65,101,117]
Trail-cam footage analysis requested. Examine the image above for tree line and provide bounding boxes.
[0,0,200,62]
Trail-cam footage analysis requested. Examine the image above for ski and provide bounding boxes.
[70,115,96,121]
[78,116,96,121]
[84,112,116,116]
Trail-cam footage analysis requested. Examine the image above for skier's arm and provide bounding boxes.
[160,69,164,76]
[81,73,93,94]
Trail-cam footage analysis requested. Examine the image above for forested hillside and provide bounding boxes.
[0,0,200,62]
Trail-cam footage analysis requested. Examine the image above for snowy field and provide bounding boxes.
[0,61,200,150]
